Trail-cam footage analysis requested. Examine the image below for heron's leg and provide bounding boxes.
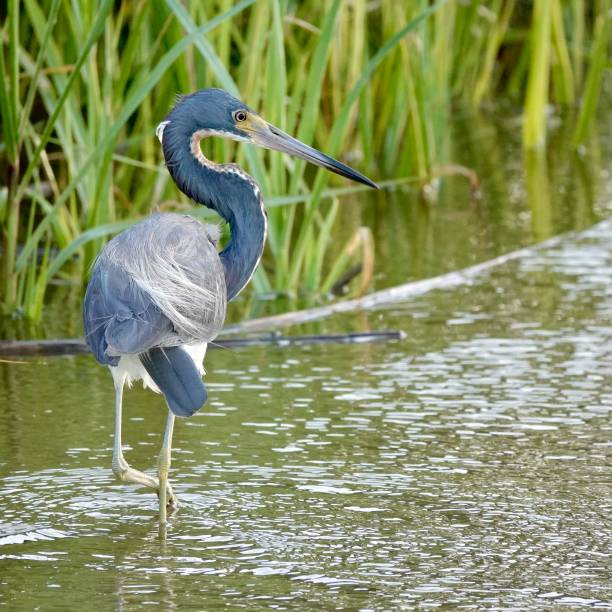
[111,373,159,491]
[158,409,177,538]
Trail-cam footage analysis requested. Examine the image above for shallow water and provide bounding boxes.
[2,109,612,608]
[2,218,612,609]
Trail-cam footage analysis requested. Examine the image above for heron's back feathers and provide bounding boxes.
[84,213,227,365]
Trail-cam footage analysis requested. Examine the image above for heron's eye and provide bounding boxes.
[233,110,248,123]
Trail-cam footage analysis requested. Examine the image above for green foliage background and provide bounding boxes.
[0,0,608,319]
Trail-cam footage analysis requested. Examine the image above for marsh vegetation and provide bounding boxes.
[0,0,609,320]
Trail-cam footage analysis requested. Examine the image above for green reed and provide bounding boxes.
[0,0,608,320]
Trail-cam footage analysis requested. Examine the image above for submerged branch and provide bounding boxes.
[0,330,405,358]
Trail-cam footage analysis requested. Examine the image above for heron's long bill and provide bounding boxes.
[245,119,379,189]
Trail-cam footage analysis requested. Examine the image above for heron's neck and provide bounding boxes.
[163,131,267,301]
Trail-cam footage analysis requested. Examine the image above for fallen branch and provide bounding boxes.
[0,330,405,358]
[222,232,566,335]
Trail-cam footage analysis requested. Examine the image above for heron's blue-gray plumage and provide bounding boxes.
[83,88,375,423]
[84,89,268,418]
[84,260,170,366]
[165,89,255,142]
[84,213,226,364]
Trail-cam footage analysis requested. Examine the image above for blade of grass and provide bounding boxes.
[304,198,339,293]
[572,10,609,146]
[550,0,575,106]
[44,219,139,282]
[18,0,62,138]
[523,0,552,148]
[0,21,18,163]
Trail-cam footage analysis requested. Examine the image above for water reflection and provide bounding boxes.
[2,216,612,607]
[526,147,553,240]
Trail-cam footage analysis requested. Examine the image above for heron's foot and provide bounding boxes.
[157,481,179,510]
[112,455,159,489]
[112,456,177,507]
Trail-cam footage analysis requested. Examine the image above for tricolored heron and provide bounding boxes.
[83,88,377,536]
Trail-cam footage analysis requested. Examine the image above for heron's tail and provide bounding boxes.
[139,347,207,417]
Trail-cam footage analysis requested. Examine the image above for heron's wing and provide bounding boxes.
[83,261,174,366]
[83,214,226,366]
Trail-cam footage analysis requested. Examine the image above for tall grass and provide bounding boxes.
[0,0,608,320]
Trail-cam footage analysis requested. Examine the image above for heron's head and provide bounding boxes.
[157,88,378,189]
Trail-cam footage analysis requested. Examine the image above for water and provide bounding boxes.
[1,110,612,608]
